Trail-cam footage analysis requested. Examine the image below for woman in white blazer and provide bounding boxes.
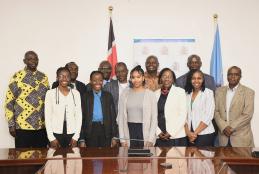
[184,69,215,147]
[118,65,157,148]
[155,68,187,146]
[45,67,82,148]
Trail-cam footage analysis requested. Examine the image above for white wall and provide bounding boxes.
[0,0,258,147]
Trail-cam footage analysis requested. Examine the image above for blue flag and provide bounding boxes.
[210,25,223,87]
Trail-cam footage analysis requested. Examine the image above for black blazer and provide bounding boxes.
[80,90,118,141]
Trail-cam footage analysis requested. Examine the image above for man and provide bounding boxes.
[4,51,49,148]
[85,60,113,91]
[214,66,255,147]
[176,54,216,91]
[79,71,118,147]
[52,62,86,105]
[98,60,112,85]
[104,62,129,115]
[144,55,160,91]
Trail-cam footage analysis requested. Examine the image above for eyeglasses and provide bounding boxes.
[227,73,240,77]
[58,74,71,80]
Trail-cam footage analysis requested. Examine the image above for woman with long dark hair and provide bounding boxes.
[184,69,215,146]
[118,65,157,148]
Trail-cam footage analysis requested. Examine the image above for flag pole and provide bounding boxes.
[108,6,113,18]
[213,14,218,31]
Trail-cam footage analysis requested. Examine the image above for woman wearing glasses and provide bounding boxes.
[45,67,82,148]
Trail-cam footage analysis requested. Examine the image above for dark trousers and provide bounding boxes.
[53,133,74,148]
[155,137,188,147]
[128,122,144,148]
[188,133,215,147]
[86,122,111,147]
[15,129,48,148]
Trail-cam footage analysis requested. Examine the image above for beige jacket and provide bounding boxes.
[118,88,158,146]
[214,84,255,147]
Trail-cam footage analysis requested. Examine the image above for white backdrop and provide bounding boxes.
[0,0,258,147]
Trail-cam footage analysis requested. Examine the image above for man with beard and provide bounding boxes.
[144,55,160,91]
[4,51,49,148]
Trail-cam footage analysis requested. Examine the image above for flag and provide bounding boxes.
[107,18,118,78]
[210,24,223,87]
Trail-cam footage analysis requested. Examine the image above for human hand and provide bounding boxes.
[70,139,77,147]
[187,132,197,143]
[111,139,118,147]
[121,142,128,147]
[79,142,86,148]
[223,126,233,137]
[9,127,16,137]
[50,139,60,148]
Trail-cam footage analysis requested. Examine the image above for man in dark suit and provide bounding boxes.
[175,54,216,91]
[104,62,129,115]
[52,62,86,104]
[79,71,118,147]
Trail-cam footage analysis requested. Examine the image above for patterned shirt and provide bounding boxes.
[4,69,49,130]
[144,72,160,91]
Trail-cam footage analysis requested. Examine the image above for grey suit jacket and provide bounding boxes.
[214,84,255,147]
[103,80,119,115]
[176,72,216,91]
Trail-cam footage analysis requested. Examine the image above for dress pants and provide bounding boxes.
[15,129,48,148]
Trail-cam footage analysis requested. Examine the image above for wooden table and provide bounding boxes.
[0,147,258,174]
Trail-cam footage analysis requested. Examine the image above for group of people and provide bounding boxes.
[4,51,255,149]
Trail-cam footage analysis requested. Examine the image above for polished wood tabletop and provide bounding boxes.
[0,147,259,174]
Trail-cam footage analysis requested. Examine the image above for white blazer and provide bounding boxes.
[45,88,82,142]
[155,85,187,139]
[186,88,215,135]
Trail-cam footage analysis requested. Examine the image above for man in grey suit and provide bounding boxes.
[104,62,129,115]
[175,54,216,91]
[214,66,255,147]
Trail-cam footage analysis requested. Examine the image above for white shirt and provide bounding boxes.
[118,81,129,98]
[45,88,82,142]
[226,84,239,122]
[186,88,215,135]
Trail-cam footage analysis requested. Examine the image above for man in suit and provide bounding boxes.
[175,54,216,91]
[104,62,129,115]
[79,71,118,147]
[214,66,255,147]
[52,62,86,105]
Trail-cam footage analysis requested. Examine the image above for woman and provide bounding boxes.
[184,69,215,146]
[118,65,157,148]
[45,67,82,148]
[155,68,187,147]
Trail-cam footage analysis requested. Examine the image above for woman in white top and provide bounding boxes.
[184,69,215,146]
[45,67,82,148]
[155,68,187,146]
[118,65,157,148]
